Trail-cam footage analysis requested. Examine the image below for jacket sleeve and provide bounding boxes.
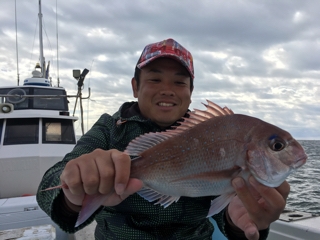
[36,114,113,233]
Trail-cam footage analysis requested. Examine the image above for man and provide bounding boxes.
[37,38,289,240]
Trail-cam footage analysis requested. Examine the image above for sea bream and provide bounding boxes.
[43,100,308,227]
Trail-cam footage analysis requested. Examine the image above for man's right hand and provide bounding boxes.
[60,149,143,211]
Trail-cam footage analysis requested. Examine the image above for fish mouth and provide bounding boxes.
[292,155,308,169]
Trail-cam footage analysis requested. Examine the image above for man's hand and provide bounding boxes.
[227,176,290,240]
[60,149,143,210]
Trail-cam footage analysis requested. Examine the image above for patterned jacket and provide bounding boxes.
[36,101,269,239]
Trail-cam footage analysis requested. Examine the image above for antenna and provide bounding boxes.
[14,0,20,86]
[38,0,46,77]
[56,0,60,87]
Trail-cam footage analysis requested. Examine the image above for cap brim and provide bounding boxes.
[137,54,194,79]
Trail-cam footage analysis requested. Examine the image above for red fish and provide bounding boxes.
[43,100,307,227]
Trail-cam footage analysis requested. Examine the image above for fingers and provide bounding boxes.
[231,178,261,238]
[226,201,260,240]
[95,150,116,195]
[60,149,136,207]
[96,150,134,195]
[101,178,143,206]
[232,177,261,216]
[60,159,84,196]
[275,180,290,200]
[243,222,259,240]
[118,178,143,200]
[80,152,100,195]
[248,177,288,212]
[112,151,132,195]
[231,176,290,237]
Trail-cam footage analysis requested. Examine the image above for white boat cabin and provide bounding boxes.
[0,79,77,199]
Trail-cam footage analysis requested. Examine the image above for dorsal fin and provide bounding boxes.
[124,100,233,157]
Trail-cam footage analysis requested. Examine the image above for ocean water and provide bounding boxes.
[286,140,320,214]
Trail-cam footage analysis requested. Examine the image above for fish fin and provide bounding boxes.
[192,100,233,119]
[155,195,180,208]
[40,183,68,191]
[204,100,234,116]
[137,187,180,208]
[125,100,233,156]
[75,193,110,227]
[207,192,236,217]
[167,100,234,134]
[125,132,170,156]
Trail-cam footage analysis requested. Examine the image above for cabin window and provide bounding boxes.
[0,88,30,109]
[0,119,3,144]
[42,118,75,144]
[4,118,39,145]
[33,89,67,110]
[0,87,69,111]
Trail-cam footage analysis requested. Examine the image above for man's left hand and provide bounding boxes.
[227,176,290,240]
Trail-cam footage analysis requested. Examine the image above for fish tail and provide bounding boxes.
[42,184,112,227]
[75,193,111,227]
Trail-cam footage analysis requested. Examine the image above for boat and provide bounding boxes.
[0,1,88,238]
[0,77,77,198]
[0,0,86,200]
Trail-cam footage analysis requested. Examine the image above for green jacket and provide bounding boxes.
[36,101,269,240]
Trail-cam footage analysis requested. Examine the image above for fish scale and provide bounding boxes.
[130,138,242,197]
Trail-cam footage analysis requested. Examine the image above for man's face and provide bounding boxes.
[132,58,193,128]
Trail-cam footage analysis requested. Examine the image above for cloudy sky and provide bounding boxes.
[0,0,319,139]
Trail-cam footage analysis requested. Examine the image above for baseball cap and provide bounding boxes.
[136,38,194,79]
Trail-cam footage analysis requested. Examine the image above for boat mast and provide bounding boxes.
[38,0,46,78]
[15,0,20,85]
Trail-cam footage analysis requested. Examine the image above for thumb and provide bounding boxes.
[244,222,259,240]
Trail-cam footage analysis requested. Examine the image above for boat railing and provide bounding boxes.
[0,92,90,99]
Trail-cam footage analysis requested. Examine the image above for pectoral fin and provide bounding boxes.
[207,192,236,217]
[137,187,180,208]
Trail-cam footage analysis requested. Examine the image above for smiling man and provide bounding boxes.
[132,57,192,128]
[37,38,289,240]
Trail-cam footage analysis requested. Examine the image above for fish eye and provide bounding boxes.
[269,139,286,151]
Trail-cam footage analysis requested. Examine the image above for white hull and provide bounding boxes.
[0,144,74,198]
[270,216,320,240]
[269,209,320,239]
[211,214,320,240]
[210,212,320,240]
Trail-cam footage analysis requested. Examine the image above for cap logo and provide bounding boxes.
[137,38,194,79]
